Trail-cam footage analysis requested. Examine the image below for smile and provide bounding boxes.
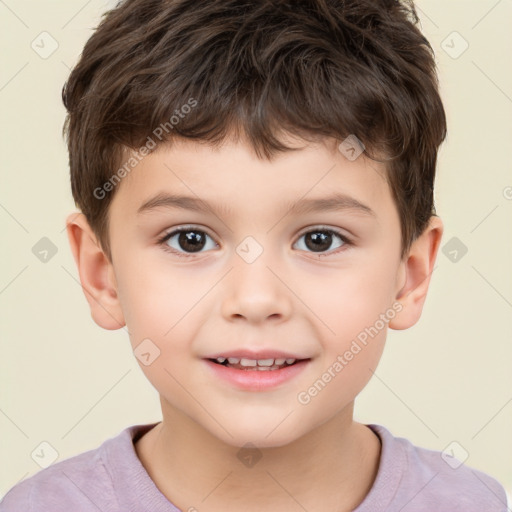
[210,356,300,371]
[204,357,311,391]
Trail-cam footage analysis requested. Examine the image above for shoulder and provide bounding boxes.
[367,424,509,512]
[0,425,142,512]
[0,450,111,511]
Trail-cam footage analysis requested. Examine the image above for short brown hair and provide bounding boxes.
[62,0,446,262]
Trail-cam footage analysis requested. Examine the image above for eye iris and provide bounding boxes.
[306,231,332,252]
[179,231,206,252]
[170,229,340,255]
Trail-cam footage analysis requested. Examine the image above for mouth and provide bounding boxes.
[207,356,308,371]
[203,353,312,390]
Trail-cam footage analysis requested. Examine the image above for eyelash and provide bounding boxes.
[156,225,353,259]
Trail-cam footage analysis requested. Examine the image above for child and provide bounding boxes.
[1,0,508,510]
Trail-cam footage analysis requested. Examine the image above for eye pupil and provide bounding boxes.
[164,227,346,258]
[306,232,332,252]
[179,231,206,252]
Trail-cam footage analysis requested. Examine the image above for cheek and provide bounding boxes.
[298,335,385,420]
[309,255,399,343]
[114,257,211,393]
[300,255,397,401]
[115,256,205,347]
[298,272,394,415]
[115,264,199,403]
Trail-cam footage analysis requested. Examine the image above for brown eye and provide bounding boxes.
[176,230,207,252]
[159,227,217,257]
[294,228,350,255]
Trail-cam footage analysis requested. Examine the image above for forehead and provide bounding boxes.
[109,136,394,222]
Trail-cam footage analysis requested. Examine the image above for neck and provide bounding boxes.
[135,401,381,512]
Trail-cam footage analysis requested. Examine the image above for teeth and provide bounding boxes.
[257,358,274,366]
[240,358,257,367]
[217,357,298,368]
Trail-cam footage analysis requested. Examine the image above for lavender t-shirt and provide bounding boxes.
[1,422,508,511]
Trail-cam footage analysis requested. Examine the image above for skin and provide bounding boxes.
[67,134,443,512]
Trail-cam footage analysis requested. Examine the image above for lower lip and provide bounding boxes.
[203,359,310,391]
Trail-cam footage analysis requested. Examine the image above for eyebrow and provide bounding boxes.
[137,192,376,218]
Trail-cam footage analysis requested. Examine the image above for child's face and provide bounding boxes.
[103,135,408,447]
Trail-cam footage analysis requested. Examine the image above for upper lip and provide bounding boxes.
[204,350,310,360]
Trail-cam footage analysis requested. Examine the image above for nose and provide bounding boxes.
[220,253,293,324]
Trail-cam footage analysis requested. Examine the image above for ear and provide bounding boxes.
[389,216,443,330]
[66,212,125,330]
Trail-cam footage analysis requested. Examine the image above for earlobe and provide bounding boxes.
[65,212,126,330]
[389,216,444,330]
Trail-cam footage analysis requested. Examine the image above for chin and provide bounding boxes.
[207,420,308,450]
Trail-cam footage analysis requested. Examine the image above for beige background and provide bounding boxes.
[1,0,511,503]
